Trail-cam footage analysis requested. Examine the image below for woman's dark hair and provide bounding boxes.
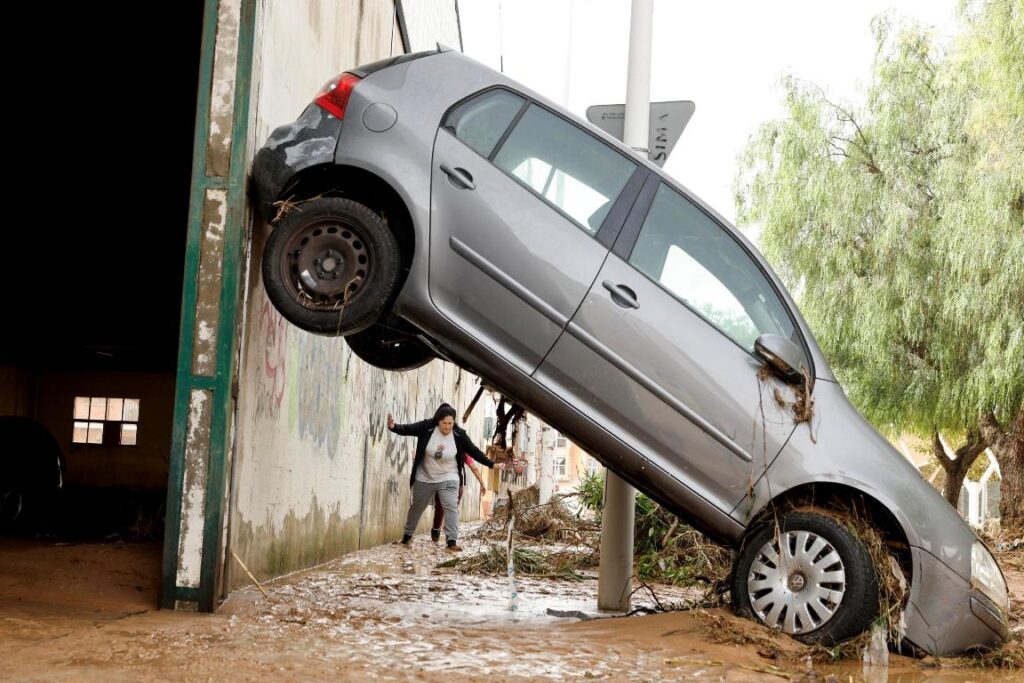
[432,403,457,425]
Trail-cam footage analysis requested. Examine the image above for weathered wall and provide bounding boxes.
[35,371,174,489]
[228,0,476,587]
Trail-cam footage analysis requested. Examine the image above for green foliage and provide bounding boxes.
[576,469,606,515]
[736,0,1024,436]
[576,471,730,586]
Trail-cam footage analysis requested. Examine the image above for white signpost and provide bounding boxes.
[586,101,695,167]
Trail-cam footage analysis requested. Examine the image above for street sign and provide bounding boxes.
[586,101,695,167]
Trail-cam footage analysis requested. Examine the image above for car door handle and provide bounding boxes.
[602,281,639,309]
[440,163,475,190]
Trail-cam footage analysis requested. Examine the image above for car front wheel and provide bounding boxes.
[262,197,400,336]
[732,510,879,645]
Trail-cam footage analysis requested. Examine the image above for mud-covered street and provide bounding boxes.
[0,528,1020,682]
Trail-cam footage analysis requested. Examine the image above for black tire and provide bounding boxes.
[262,197,400,336]
[345,321,434,371]
[731,511,879,646]
[0,486,24,523]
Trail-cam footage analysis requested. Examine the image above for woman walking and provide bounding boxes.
[388,403,494,551]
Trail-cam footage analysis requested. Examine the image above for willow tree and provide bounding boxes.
[736,0,1024,529]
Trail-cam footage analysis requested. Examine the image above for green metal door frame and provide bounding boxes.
[161,0,257,612]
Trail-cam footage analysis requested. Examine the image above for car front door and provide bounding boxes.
[536,180,805,514]
[429,90,642,375]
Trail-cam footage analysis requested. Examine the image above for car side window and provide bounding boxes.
[629,184,797,352]
[444,90,526,158]
[493,104,636,235]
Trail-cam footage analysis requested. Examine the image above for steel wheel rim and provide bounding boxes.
[279,217,373,311]
[747,530,847,634]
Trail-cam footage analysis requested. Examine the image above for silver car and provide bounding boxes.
[250,46,1010,654]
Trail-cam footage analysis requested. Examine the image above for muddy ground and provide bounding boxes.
[0,528,1020,682]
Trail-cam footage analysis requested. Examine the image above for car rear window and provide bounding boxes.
[445,90,526,158]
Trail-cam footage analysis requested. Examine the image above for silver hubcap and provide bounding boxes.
[747,530,846,635]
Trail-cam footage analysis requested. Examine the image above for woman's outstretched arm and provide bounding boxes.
[387,414,433,436]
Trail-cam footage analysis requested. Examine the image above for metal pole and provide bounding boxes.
[598,468,637,610]
[536,430,552,505]
[598,0,651,613]
[622,0,653,155]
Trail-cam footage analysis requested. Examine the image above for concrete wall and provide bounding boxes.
[34,371,174,489]
[228,0,476,586]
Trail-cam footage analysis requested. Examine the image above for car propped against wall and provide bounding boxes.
[249,46,1011,654]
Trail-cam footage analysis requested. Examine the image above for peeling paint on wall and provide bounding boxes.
[192,189,228,377]
[207,0,241,177]
[177,388,213,587]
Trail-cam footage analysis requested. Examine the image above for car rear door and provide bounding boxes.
[429,90,643,375]
[535,179,805,514]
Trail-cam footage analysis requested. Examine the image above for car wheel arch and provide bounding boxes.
[275,163,416,277]
[744,481,915,586]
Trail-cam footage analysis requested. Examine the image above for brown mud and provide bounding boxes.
[1,531,1020,681]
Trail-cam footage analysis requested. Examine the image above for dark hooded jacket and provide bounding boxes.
[389,419,494,487]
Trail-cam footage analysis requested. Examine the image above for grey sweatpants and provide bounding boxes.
[405,479,460,541]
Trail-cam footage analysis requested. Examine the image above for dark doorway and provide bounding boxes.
[0,0,206,605]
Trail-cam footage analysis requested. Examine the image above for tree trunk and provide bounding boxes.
[980,408,1024,535]
[932,429,987,508]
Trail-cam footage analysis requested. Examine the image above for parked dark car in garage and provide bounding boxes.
[249,46,1010,654]
[0,416,66,528]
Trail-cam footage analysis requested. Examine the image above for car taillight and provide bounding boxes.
[314,72,361,119]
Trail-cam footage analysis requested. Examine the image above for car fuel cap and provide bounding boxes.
[362,102,398,132]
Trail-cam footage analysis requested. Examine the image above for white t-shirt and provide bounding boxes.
[416,427,459,484]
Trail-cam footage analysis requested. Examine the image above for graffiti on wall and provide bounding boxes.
[255,299,289,419]
[346,359,454,505]
[286,332,345,459]
[237,282,490,554]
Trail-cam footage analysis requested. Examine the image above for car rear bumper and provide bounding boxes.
[904,546,1010,654]
[249,104,343,221]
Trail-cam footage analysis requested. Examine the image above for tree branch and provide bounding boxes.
[801,79,882,175]
[932,429,953,473]
[978,411,1005,450]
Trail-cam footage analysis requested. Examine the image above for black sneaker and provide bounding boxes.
[397,533,412,546]
[430,528,441,543]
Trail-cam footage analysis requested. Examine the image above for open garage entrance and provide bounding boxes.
[0,0,205,613]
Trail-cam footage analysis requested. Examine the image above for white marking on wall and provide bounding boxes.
[207,0,242,177]
[192,189,228,377]
[177,389,214,587]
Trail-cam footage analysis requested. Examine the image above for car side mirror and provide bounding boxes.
[754,334,808,385]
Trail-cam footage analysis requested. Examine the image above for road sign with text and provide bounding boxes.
[586,101,695,167]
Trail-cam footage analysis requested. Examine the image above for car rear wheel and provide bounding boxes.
[732,510,879,645]
[262,197,400,336]
[345,320,434,371]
